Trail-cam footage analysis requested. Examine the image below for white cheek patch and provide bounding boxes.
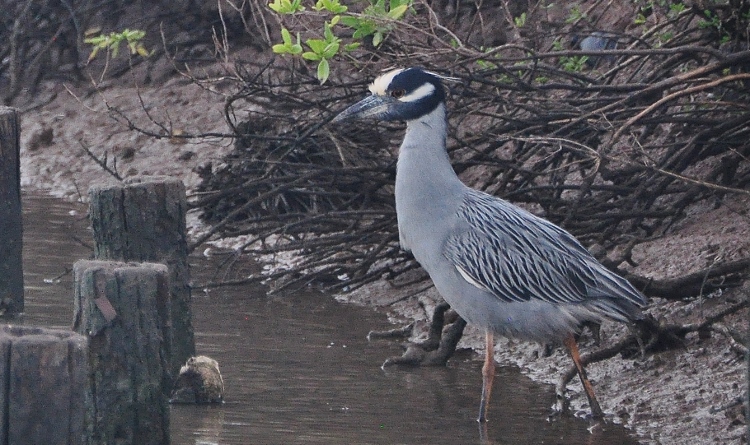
[399,83,435,103]
[369,68,405,95]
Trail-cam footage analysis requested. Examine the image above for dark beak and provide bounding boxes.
[331,95,393,123]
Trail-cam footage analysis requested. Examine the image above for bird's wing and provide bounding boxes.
[443,190,628,306]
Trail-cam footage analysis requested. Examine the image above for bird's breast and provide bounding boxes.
[395,152,464,268]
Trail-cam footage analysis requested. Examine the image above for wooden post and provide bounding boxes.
[0,326,89,445]
[0,106,23,315]
[73,260,171,445]
[88,176,195,377]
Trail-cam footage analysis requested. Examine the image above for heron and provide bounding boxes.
[573,31,618,67]
[332,67,647,421]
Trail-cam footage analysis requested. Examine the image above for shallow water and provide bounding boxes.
[20,192,639,445]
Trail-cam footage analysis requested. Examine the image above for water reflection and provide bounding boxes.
[21,192,639,445]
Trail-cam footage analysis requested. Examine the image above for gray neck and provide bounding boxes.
[395,103,465,252]
[398,103,457,180]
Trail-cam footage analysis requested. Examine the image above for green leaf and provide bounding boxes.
[514,12,526,27]
[306,38,327,54]
[314,0,347,13]
[390,0,411,10]
[268,0,283,12]
[87,46,100,62]
[281,28,293,45]
[302,51,322,61]
[344,42,361,51]
[136,45,150,57]
[387,4,408,19]
[125,29,145,41]
[352,22,376,39]
[268,0,304,14]
[372,31,383,47]
[339,16,360,27]
[322,41,340,58]
[272,43,289,54]
[324,22,335,41]
[84,36,106,45]
[291,32,302,54]
[317,58,330,83]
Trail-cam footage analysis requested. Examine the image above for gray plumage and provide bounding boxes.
[333,67,647,419]
[575,31,618,67]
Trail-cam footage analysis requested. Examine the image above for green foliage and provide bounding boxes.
[84,29,150,62]
[698,9,722,29]
[514,12,527,28]
[552,39,588,72]
[565,5,585,24]
[314,0,347,13]
[668,2,686,17]
[268,0,305,14]
[269,0,413,83]
[301,21,341,83]
[658,31,674,43]
[272,28,303,55]
[561,55,589,72]
[476,59,498,70]
[698,9,732,43]
[339,0,411,47]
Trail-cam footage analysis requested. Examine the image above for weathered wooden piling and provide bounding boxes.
[73,260,171,445]
[0,106,23,315]
[0,326,89,445]
[88,176,195,376]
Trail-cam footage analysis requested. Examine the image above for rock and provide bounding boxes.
[170,356,225,404]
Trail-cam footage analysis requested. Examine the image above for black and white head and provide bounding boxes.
[332,68,447,123]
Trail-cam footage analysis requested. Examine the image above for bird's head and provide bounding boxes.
[332,67,447,123]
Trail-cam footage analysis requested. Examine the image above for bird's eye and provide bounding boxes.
[390,89,405,99]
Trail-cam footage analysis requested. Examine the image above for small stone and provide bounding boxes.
[170,356,225,404]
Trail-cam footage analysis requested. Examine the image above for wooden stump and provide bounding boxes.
[73,260,171,445]
[0,106,23,315]
[88,176,195,377]
[0,326,89,445]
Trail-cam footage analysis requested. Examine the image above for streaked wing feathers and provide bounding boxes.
[444,190,642,308]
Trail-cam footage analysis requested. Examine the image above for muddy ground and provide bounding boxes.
[15,63,749,444]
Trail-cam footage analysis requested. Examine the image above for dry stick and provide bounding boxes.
[551,51,750,142]
[188,171,319,251]
[642,164,750,197]
[78,140,122,181]
[611,73,750,144]
[627,257,750,300]
[712,323,748,355]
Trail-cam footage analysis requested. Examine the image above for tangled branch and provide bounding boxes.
[196,0,750,299]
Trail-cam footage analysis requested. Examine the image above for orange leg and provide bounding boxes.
[563,334,604,419]
[478,331,495,422]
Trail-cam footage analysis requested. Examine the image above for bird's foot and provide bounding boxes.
[367,322,414,342]
[374,302,467,367]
